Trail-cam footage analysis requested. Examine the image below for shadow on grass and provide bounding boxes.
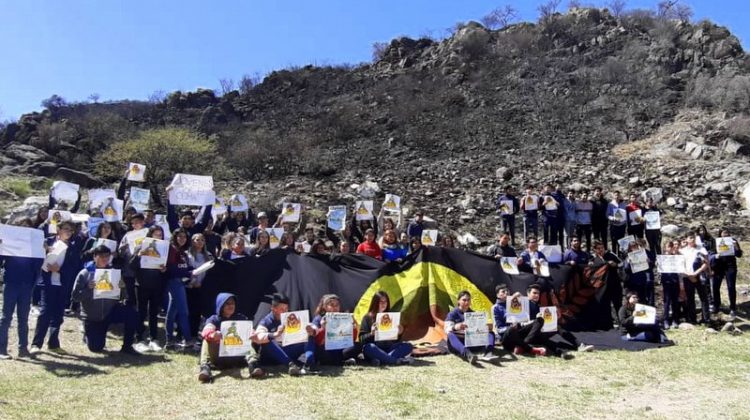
[13,350,167,378]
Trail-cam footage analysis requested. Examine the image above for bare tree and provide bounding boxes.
[538,0,562,23]
[238,74,254,95]
[148,90,166,104]
[371,41,389,62]
[607,0,627,18]
[88,93,100,103]
[480,5,519,30]
[218,78,235,96]
[657,0,693,22]
[567,0,583,9]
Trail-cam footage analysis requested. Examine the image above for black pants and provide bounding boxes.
[627,225,644,240]
[576,224,592,251]
[592,222,607,246]
[610,224,626,254]
[137,285,163,341]
[186,287,203,339]
[645,229,662,255]
[124,276,137,308]
[502,215,516,245]
[684,278,710,324]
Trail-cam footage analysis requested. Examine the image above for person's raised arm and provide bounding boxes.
[165,186,179,232]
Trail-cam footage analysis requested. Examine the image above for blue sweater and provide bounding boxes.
[492,299,507,333]
[382,245,408,262]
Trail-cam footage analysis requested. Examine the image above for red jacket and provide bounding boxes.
[356,241,382,260]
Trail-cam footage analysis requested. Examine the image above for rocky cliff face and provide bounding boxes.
[1,8,749,243]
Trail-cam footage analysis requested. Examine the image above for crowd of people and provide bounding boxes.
[0,176,742,383]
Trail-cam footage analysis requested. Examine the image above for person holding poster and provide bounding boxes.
[660,241,682,329]
[377,207,403,243]
[165,185,213,238]
[245,212,270,245]
[118,213,148,309]
[491,285,510,342]
[81,222,119,263]
[444,291,497,364]
[680,235,711,325]
[518,237,547,276]
[219,235,250,260]
[591,187,609,246]
[486,233,517,260]
[381,229,408,263]
[625,193,645,239]
[130,225,168,351]
[356,229,382,260]
[186,233,214,341]
[496,185,520,246]
[359,291,414,366]
[406,210,425,240]
[712,229,743,318]
[623,240,656,306]
[255,294,316,376]
[198,293,262,383]
[0,218,45,360]
[72,246,140,355]
[643,198,662,254]
[540,184,561,246]
[165,229,196,350]
[590,240,623,328]
[607,191,628,254]
[520,185,541,240]
[618,292,667,343]
[310,294,361,366]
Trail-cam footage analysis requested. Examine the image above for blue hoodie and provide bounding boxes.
[204,293,247,331]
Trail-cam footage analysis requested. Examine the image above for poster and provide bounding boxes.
[499,199,514,216]
[281,311,310,346]
[421,229,438,246]
[93,269,121,300]
[506,296,530,323]
[88,189,116,210]
[382,194,401,214]
[71,213,90,224]
[229,194,248,212]
[644,211,661,230]
[218,320,254,357]
[295,241,312,253]
[139,238,169,269]
[127,162,146,182]
[618,235,636,252]
[94,238,118,254]
[212,197,227,220]
[523,195,539,211]
[87,217,105,237]
[168,173,215,206]
[374,312,400,342]
[0,224,45,259]
[129,187,151,212]
[538,260,550,277]
[633,304,656,325]
[540,306,558,333]
[612,208,626,225]
[100,197,124,222]
[628,209,643,226]
[50,181,79,209]
[265,228,284,249]
[324,312,354,350]
[281,203,301,223]
[464,312,489,348]
[716,237,736,257]
[192,260,215,277]
[656,255,686,274]
[44,240,68,286]
[539,245,562,263]
[123,229,149,255]
[154,214,171,241]
[46,210,72,234]
[500,257,520,275]
[543,196,557,211]
[354,200,374,221]
[327,205,347,231]
[628,249,649,273]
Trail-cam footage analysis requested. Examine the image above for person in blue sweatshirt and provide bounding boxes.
[444,290,498,365]
[198,293,262,383]
[520,185,541,240]
[71,246,140,355]
[255,293,316,376]
[359,291,414,366]
[0,218,44,360]
[607,191,627,254]
[497,185,520,246]
[541,184,561,246]
[491,285,509,343]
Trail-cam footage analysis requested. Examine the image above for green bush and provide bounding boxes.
[6,179,31,198]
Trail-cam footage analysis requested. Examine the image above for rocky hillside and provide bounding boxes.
[1,7,749,244]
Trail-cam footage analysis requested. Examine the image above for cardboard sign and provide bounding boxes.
[168,174,215,206]
[281,311,310,347]
[500,257,520,275]
[464,312,489,348]
[506,296,530,323]
[656,255,686,274]
[327,205,347,231]
[281,203,301,223]
[354,201,374,221]
[374,312,400,342]
[633,304,656,325]
[523,195,539,211]
[127,162,146,182]
[139,238,169,269]
[93,269,121,300]
[324,313,354,350]
[644,211,661,230]
[265,228,284,249]
[716,237,736,257]
[218,321,254,357]
[0,224,45,259]
[129,187,151,212]
[382,194,401,214]
[540,306,558,333]
[421,229,438,246]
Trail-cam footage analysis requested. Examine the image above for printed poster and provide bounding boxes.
[327,205,347,231]
[154,214,171,241]
[500,257,520,275]
[100,197,124,222]
[543,196,557,211]
[124,228,149,254]
[523,194,539,211]
[633,304,656,325]
[354,200,374,221]
[93,269,121,300]
[50,181,79,209]
[265,227,284,249]
[628,249,649,273]
[281,203,301,223]
[499,199,514,216]
[88,189,116,210]
[716,237,736,257]
[219,320,254,357]
[127,162,146,182]
[281,311,310,346]
[139,238,169,269]
[374,312,400,342]
[295,241,312,253]
[644,211,661,230]
[47,210,72,234]
[540,306,558,333]
[612,208,626,225]
[656,255,686,274]
[87,217,105,237]
[421,229,438,246]
[129,187,151,212]
[382,194,401,214]
[44,240,68,286]
[539,245,562,263]
[618,235,636,252]
[168,174,215,206]
[94,238,118,254]
[0,224,45,259]
[212,197,227,219]
[324,312,354,350]
[628,209,643,226]
[229,194,248,212]
[464,312,489,348]
[506,296,530,323]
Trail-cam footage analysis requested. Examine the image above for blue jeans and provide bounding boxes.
[259,337,315,366]
[166,278,192,341]
[31,285,66,349]
[447,332,495,357]
[712,269,738,311]
[524,215,538,240]
[662,281,680,323]
[363,341,413,365]
[0,281,34,354]
[83,304,138,352]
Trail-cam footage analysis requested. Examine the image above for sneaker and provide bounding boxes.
[29,345,41,355]
[198,364,212,383]
[670,322,679,330]
[465,350,478,364]
[577,343,595,352]
[248,359,265,379]
[0,353,12,360]
[513,346,526,355]
[530,347,547,356]
[134,341,150,353]
[369,358,381,367]
[560,351,574,360]
[18,348,31,358]
[288,362,302,376]
[30,306,41,316]
[728,311,737,320]
[721,322,735,332]
[148,340,163,352]
[343,358,357,366]
[480,352,500,363]
[120,346,142,357]
[301,363,320,375]
[164,340,177,351]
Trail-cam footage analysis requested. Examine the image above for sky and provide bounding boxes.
[0,0,747,120]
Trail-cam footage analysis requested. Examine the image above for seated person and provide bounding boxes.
[444,291,498,365]
[198,293,262,383]
[518,237,547,275]
[72,246,139,355]
[255,293,316,376]
[359,291,414,366]
[492,284,509,342]
[487,234,517,259]
[563,237,591,267]
[618,292,667,343]
[310,294,362,366]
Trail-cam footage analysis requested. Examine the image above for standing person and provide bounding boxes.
[131,226,167,351]
[712,229,742,318]
[607,191,627,254]
[552,182,567,246]
[246,212,270,244]
[359,291,414,366]
[165,229,195,349]
[406,211,425,240]
[310,294,361,366]
[377,208,404,244]
[563,190,577,249]
[591,187,609,246]
[540,184,560,246]
[118,213,147,309]
[625,193,645,239]
[486,233,517,259]
[591,240,623,328]
[497,185,520,246]
[661,240,682,329]
[255,293,316,376]
[0,218,44,360]
[563,238,591,269]
[186,233,213,340]
[623,241,655,306]
[643,198,662,255]
[356,229,382,260]
[165,185,213,238]
[381,230,408,262]
[680,236,711,325]
[520,186,541,241]
[575,191,593,252]
[518,237,547,276]
[492,285,509,343]
[444,291,498,364]
[248,230,271,257]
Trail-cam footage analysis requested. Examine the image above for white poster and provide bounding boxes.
[644,211,661,230]
[656,255,686,274]
[421,229,438,246]
[88,189,116,210]
[523,195,539,211]
[168,174,215,206]
[499,199,514,216]
[229,194,249,212]
[46,210,72,234]
[633,304,656,325]
[612,208,626,225]
[94,238,118,254]
[628,249,649,273]
[139,238,169,269]
[382,194,401,214]
[281,203,301,223]
[127,162,146,182]
[87,217,105,237]
[543,196,557,211]
[506,296,530,323]
[374,312,400,342]
[212,197,227,219]
[218,320,254,357]
[628,209,643,226]
[281,311,310,347]
[324,312,354,350]
[129,187,151,212]
[539,245,562,263]
[538,260,551,277]
[124,228,149,254]
[618,235,636,252]
[44,240,68,286]
[295,241,312,253]
[100,197,124,222]
[266,227,284,249]
[354,201,374,221]
[93,269,121,300]
[154,214,172,242]
[327,205,347,231]
[716,237,736,257]
[540,306,558,333]
[500,257,520,275]
[50,181,79,209]
[0,224,46,259]
[464,312,489,348]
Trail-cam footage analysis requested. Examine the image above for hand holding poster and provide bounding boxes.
[354,201,373,221]
[543,196,557,211]
[324,313,354,350]
[44,240,68,270]
[47,210,72,234]
[506,296,530,323]
[633,304,656,325]
[281,311,310,346]
[93,269,121,300]
[219,320,254,357]
[124,228,149,254]
[0,224,45,259]
[129,187,151,212]
[421,229,438,246]
[154,214,171,241]
[374,312,400,342]
[612,208,626,224]
[281,203,301,223]
[327,205,347,231]
[499,199,514,216]
[464,312,489,347]
[716,237,736,257]
[192,260,215,277]
[266,228,284,249]
[168,174,215,206]
[540,306,558,332]
[212,197,227,219]
[500,257,520,275]
[50,181,79,209]
[100,198,124,222]
[127,162,146,182]
[629,209,643,226]
[139,238,169,269]
[229,194,249,212]
[628,249,649,273]
[524,195,539,211]
[656,255,686,274]
[382,194,401,214]
[644,211,661,230]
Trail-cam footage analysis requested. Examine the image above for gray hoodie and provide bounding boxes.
[72,267,122,322]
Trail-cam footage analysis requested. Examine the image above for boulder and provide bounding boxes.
[25,161,60,177]
[661,224,688,237]
[356,181,380,199]
[53,167,102,188]
[495,166,512,180]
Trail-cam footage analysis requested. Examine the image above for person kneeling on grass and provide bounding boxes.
[255,293,316,376]
[198,293,262,383]
[444,290,499,365]
[618,292,668,343]
[359,291,414,366]
[72,246,140,356]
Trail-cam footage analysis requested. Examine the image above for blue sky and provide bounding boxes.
[0,0,747,120]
